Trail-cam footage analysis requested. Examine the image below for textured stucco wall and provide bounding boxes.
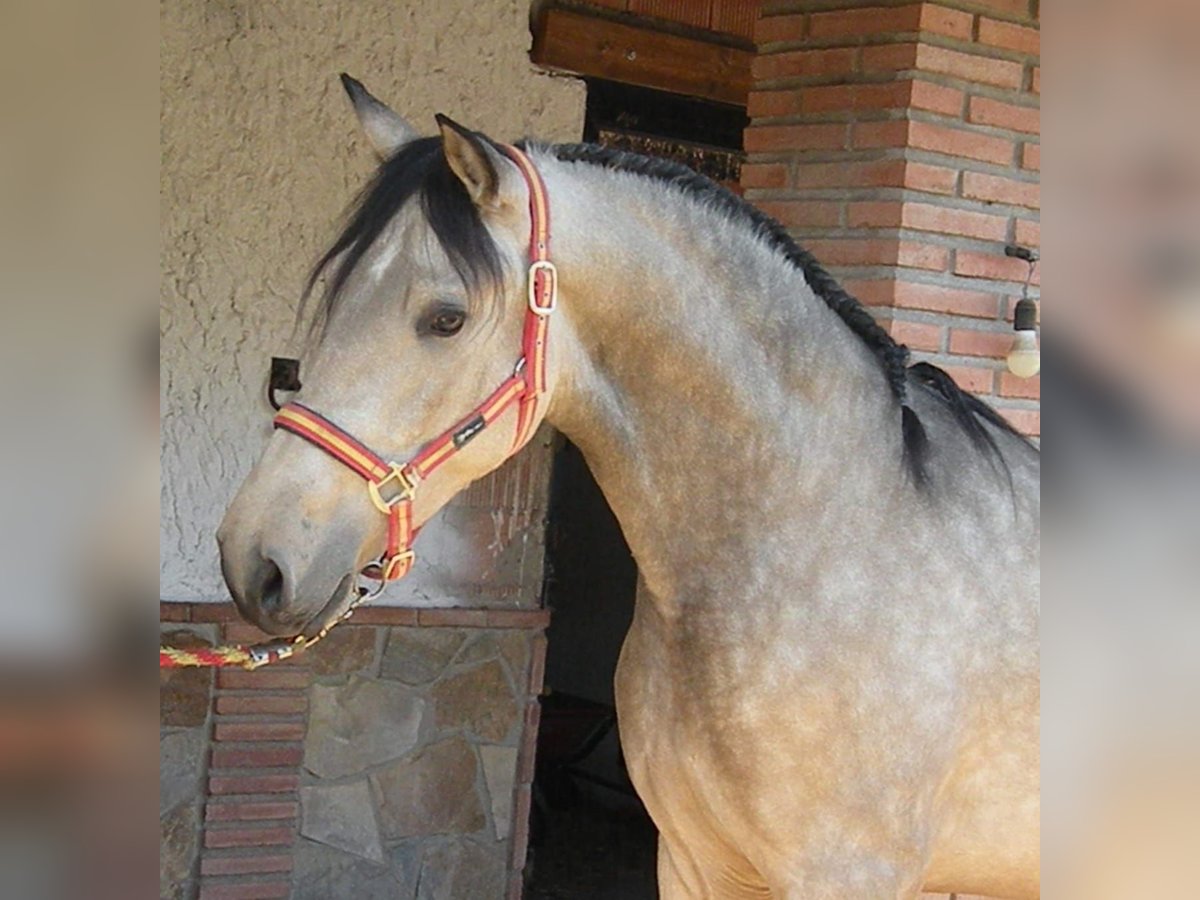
[161,1,584,603]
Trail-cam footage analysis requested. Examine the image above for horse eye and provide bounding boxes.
[424,308,466,337]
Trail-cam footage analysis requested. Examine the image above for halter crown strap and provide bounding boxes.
[273,143,555,587]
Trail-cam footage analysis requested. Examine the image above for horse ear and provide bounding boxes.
[339,73,419,159]
[435,114,508,210]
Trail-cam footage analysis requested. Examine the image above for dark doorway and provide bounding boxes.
[524,78,745,900]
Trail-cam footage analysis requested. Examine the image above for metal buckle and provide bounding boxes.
[366,465,416,513]
[527,260,558,315]
[246,638,301,670]
[382,549,417,581]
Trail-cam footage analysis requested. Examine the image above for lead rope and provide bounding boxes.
[162,143,554,671]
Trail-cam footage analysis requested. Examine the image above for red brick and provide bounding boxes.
[808,5,922,39]
[892,282,998,318]
[948,328,1013,358]
[860,42,920,74]
[956,251,1041,284]
[191,604,239,623]
[216,670,310,691]
[968,96,1040,134]
[800,81,912,113]
[1014,218,1040,247]
[340,606,418,626]
[902,202,1010,240]
[1000,407,1040,436]
[485,609,552,629]
[752,47,857,82]
[208,774,299,795]
[416,607,490,627]
[978,18,1040,55]
[918,5,975,41]
[801,238,945,271]
[759,200,843,228]
[847,201,903,228]
[852,119,911,150]
[740,162,789,190]
[999,371,1041,399]
[904,161,958,195]
[509,785,533,872]
[748,90,801,118]
[1022,143,1040,170]
[744,123,847,153]
[909,80,965,117]
[1031,66,1040,94]
[160,602,190,622]
[198,882,290,900]
[890,320,944,352]
[213,722,305,743]
[962,172,1039,209]
[915,44,1025,89]
[840,279,896,306]
[792,159,907,189]
[909,121,1013,165]
[206,802,299,823]
[896,241,950,271]
[754,13,806,44]
[204,827,294,849]
[528,633,549,696]
[211,745,304,770]
[200,854,294,876]
[215,695,308,716]
[940,364,996,394]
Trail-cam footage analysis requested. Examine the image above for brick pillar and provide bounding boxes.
[744,0,1040,437]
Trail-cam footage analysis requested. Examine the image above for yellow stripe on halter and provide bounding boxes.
[276,408,390,480]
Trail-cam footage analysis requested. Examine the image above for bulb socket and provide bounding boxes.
[1013,297,1038,332]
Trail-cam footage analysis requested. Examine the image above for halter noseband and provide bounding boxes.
[274,143,556,595]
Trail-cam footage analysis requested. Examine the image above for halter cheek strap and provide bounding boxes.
[274,143,556,589]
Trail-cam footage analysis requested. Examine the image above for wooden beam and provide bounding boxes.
[532,7,752,107]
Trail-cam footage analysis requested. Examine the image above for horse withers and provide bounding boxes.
[217,77,1040,899]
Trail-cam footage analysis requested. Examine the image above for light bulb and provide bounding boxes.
[1006,296,1040,378]
[1007,329,1040,377]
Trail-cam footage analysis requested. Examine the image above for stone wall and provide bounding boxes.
[160,604,548,899]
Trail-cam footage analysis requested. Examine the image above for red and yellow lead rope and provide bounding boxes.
[160,633,317,670]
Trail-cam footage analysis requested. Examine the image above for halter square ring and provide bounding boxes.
[528,260,558,315]
[367,464,417,513]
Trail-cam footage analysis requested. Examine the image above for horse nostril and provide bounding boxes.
[258,559,285,614]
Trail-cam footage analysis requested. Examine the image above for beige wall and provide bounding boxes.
[160,0,585,602]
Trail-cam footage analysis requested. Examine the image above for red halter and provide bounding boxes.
[274,144,556,588]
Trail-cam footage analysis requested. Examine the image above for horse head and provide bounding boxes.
[217,77,558,636]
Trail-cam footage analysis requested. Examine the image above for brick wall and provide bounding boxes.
[745,0,1040,436]
[160,604,549,900]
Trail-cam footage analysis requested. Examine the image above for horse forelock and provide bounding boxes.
[301,136,505,337]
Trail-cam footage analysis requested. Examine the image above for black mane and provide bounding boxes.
[304,136,504,328]
[308,135,1031,488]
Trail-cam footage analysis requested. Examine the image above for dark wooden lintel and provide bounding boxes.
[532,6,752,107]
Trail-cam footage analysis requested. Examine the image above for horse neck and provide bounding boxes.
[540,162,903,602]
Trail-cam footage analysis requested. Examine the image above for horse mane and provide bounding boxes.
[541,142,1032,484]
[305,133,1030,489]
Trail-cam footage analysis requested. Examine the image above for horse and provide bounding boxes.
[217,76,1040,899]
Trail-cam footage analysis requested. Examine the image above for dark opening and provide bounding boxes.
[523,79,745,899]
